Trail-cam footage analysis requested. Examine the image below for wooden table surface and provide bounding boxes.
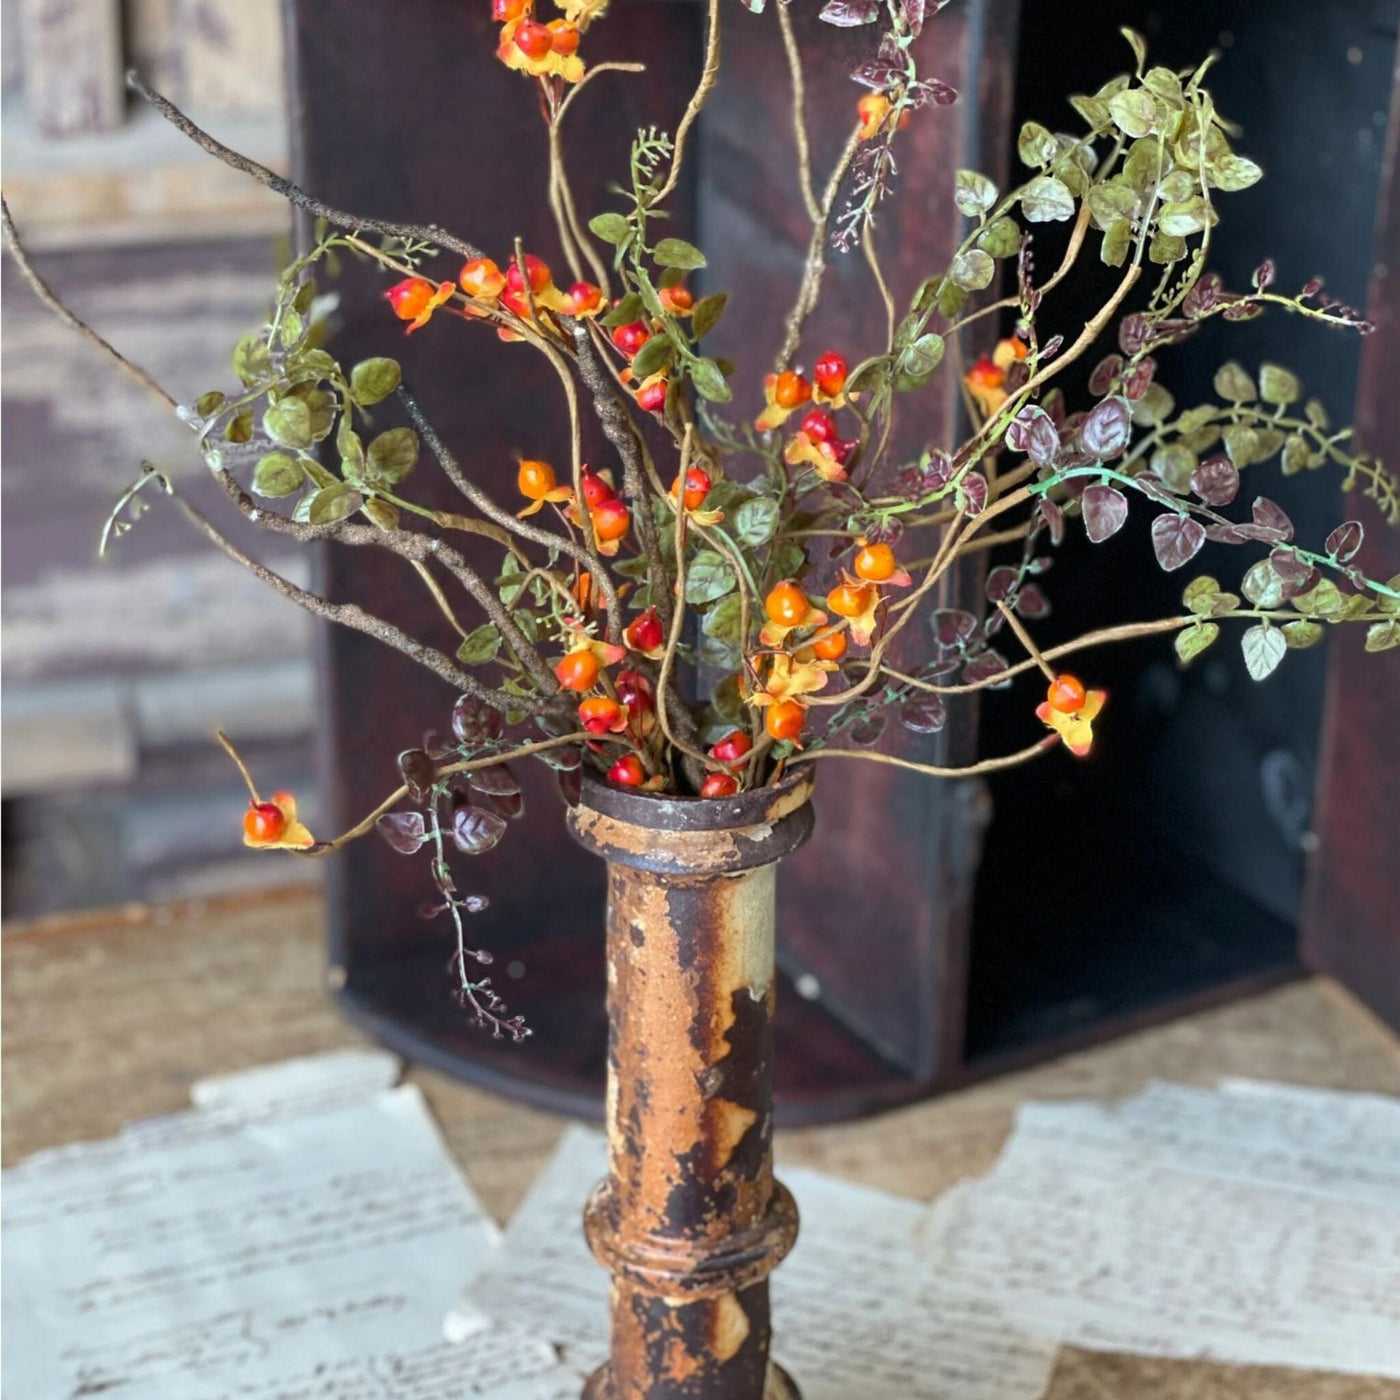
[6,886,1400,1399]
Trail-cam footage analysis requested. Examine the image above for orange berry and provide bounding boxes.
[773,370,812,410]
[608,754,645,787]
[547,18,579,54]
[676,466,711,511]
[493,0,529,19]
[965,355,1005,389]
[811,630,848,662]
[579,696,624,734]
[765,699,806,743]
[853,541,898,582]
[517,458,557,500]
[659,285,693,314]
[385,278,434,322]
[592,497,631,543]
[460,257,506,299]
[765,580,809,628]
[826,580,876,619]
[1046,674,1087,714]
[709,730,752,764]
[814,350,847,399]
[857,93,891,139]
[555,649,601,692]
[244,801,286,843]
[700,772,738,798]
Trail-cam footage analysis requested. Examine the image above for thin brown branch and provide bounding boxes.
[652,0,722,206]
[994,599,1056,682]
[126,70,485,261]
[776,0,821,224]
[797,736,1056,779]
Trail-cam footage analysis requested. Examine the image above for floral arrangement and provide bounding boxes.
[5,2,1396,1041]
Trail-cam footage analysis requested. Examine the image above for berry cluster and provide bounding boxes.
[755,351,858,483]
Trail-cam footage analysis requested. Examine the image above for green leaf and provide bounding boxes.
[949,248,995,291]
[1175,621,1219,665]
[362,498,400,532]
[1213,360,1257,403]
[1086,180,1138,229]
[653,237,707,270]
[977,216,1022,259]
[690,292,727,338]
[1365,619,1400,652]
[1149,229,1187,264]
[226,409,254,443]
[896,332,946,389]
[1208,154,1263,192]
[307,483,363,525]
[1258,363,1301,406]
[588,212,631,245]
[1142,66,1183,106]
[233,333,271,386]
[954,169,998,217]
[1223,423,1260,467]
[1241,624,1286,680]
[1122,137,1167,194]
[1182,575,1241,618]
[1282,619,1325,650]
[846,355,892,397]
[1100,219,1132,267]
[684,549,736,604]
[350,357,402,405]
[1020,175,1076,223]
[733,496,780,547]
[457,624,503,664]
[689,357,731,402]
[1242,558,1287,609]
[1291,578,1347,619]
[1157,196,1213,236]
[630,334,675,380]
[367,427,419,483]
[252,452,304,498]
[601,292,644,328]
[1017,121,1058,167]
[263,398,313,450]
[196,390,227,416]
[1120,26,1147,69]
[1281,435,1312,476]
[1108,88,1158,139]
[701,594,744,642]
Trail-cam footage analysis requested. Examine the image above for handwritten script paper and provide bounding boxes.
[2,1050,579,1400]
[919,1079,1400,1379]
[452,1125,1058,1400]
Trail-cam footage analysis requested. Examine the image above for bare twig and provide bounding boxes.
[776,0,821,224]
[798,736,1056,778]
[652,0,722,207]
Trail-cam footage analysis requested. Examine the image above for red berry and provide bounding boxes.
[579,696,624,734]
[385,278,434,322]
[814,351,848,399]
[636,376,668,413]
[244,801,286,843]
[625,608,665,653]
[709,730,752,764]
[493,0,529,19]
[1046,674,1087,714]
[611,321,651,358]
[700,773,738,798]
[505,250,551,292]
[564,280,603,315]
[608,754,646,787]
[580,467,615,509]
[678,466,711,511]
[798,408,836,443]
[615,669,654,714]
[546,18,579,54]
[460,257,506,299]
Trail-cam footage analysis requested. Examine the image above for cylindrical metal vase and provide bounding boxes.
[567,768,816,1400]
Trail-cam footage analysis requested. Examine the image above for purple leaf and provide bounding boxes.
[1183,271,1226,319]
[534,744,581,772]
[820,0,879,24]
[1038,497,1066,546]
[1269,548,1316,593]
[849,714,887,746]
[851,58,900,90]
[909,78,958,107]
[1082,483,1129,543]
[376,811,427,855]
[1151,514,1207,571]
[962,649,1012,687]
[1118,313,1150,355]
[1191,454,1239,506]
[1080,396,1132,460]
[901,0,926,34]
[452,695,503,745]
[476,789,526,821]
[1087,355,1122,397]
[1326,520,1364,562]
[1252,496,1294,542]
[1252,259,1276,290]
[1123,357,1157,401]
[899,694,947,734]
[959,472,989,515]
[557,766,583,808]
[1016,583,1051,618]
[452,804,508,856]
[1006,405,1061,468]
[985,565,1019,602]
[397,748,436,804]
[1131,473,1180,507]
[931,608,978,647]
[467,763,521,798]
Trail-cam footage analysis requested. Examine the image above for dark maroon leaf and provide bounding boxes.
[985,565,1019,603]
[1123,357,1157,401]
[1325,520,1364,562]
[820,0,879,24]
[1087,355,1122,397]
[1005,405,1061,468]
[1183,271,1225,319]
[452,804,508,856]
[1252,259,1276,290]
[931,608,978,647]
[1016,583,1051,618]
[908,78,958,106]
[901,0,926,32]
[959,472,989,516]
[1081,483,1129,543]
[1151,514,1207,571]
[376,811,427,854]
[1037,497,1066,546]
[1080,396,1132,460]
[1252,496,1294,542]
[849,714,887,746]
[851,58,900,90]
[476,789,526,821]
[1205,521,1283,544]
[962,649,1012,687]
[398,748,436,803]
[1039,334,1064,359]
[422,729,453,761]
[452,694,503,745]
[899,694,947,734]
[557,766,583,808]
[1222,301,1264,322]
[1191,454,1239,506]
[467,763,521,798]
[534,744,581,772]
[1270,548,1316,592]
[1118,313,1150,354]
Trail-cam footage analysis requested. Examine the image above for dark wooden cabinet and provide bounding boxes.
[291,0,1399,1126]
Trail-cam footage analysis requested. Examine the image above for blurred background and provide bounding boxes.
[1,0,315,916]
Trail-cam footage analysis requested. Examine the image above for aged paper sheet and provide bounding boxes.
[3,1050,579,1400]
[919,1079,1400,1379]
[453,1125,1058,1400]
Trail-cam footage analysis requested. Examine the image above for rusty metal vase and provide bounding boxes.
[567,768,816,1400]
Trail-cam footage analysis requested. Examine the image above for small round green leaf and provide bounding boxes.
[351,357,402,406]
[733,496,780,547]
[307,483,363,525]
[588,212,631,245]
[1175,621,1219,666]
[367,427,419,483]
[653,237,707,271]
[263,397,313,450]
[252,452,304,498]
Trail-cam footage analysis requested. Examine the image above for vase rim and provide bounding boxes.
[576,763,814,835]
